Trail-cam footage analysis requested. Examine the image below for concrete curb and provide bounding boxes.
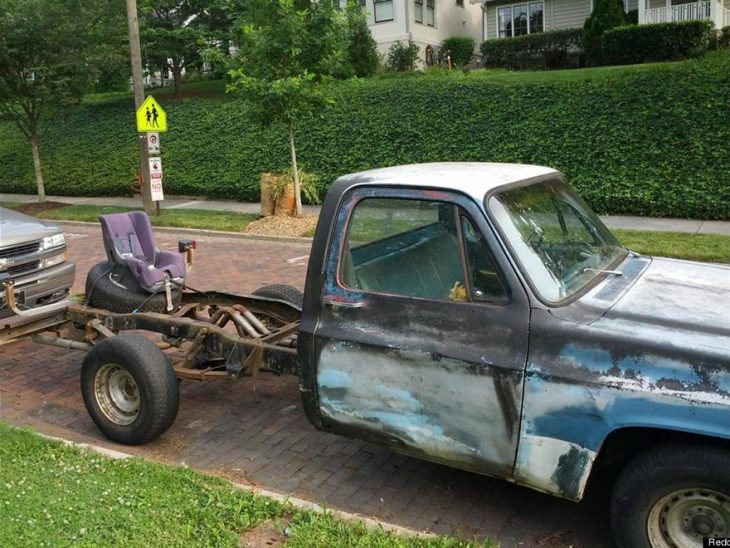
[37,432,434,540]
[56,220,314,246]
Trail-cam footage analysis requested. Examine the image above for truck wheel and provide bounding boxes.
[81,333,179,445]
[253,284,303,309]
[610,444,730,548]
[85,260,181,313]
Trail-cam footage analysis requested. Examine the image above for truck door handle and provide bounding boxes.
[322,296,364,309]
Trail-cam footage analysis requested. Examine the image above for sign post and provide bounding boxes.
[136,97,168,215]
[126,0,154,214]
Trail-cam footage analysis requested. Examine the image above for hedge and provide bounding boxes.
[439,36,476,67]
[602,21,712,65]
[1,51,729,219]
[480,29,583,70]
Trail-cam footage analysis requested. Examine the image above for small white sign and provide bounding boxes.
[147,132,160,154]
[148,156,164,201]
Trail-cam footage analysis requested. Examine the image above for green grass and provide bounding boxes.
[0,201,22,210]
[614,229,730,263]
[0,423,483,547]
[37,205,256,232]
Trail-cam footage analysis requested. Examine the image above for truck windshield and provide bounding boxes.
[488,178,627,303]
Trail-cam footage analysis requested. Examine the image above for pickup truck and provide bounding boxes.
[3,163,728,548]
[0,207,75,319]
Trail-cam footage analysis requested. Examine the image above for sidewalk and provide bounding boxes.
[2,193,729,235]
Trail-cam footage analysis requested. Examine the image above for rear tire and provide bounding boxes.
[85,260,181,313]
[252,284,303,309]
[81,334,179,445]
[610,444,730,548]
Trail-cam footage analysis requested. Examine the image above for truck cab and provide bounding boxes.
[299,163,730,548]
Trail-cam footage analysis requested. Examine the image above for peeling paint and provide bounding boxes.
[514,436,596,499]
[317,341,519,476]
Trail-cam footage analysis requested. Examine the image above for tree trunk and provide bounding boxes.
[288,122,302,217]
[172,64,182,95]
[30,131,46,202]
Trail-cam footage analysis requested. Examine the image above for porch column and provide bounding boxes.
[638,0,646,24]
[709,0,718,29]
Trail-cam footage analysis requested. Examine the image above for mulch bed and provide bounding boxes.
[11,201,69,215]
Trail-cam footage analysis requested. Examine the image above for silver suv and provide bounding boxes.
[0,207,75,320]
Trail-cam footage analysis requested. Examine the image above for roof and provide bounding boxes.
[335,162,559,202]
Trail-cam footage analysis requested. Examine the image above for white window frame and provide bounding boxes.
[426,0,435,26]
[415,0,424,23]
[495,1,544,39]
[374,0,395,23]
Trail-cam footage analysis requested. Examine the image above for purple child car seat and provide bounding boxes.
[99,211,186,294]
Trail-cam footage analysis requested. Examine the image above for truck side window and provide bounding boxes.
[460,216,509,304]
[340,198,465,301]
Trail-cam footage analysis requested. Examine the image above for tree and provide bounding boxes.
[0,0,106,201]
[583,0,627,66]
[141,0,207,94]
[228,0,349,216]
[345,0,379,77]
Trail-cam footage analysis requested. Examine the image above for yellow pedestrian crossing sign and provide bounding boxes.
[136,96,168,132]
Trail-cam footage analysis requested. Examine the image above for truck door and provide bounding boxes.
[310,187,530,478]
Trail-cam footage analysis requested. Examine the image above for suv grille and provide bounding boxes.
[5,261,40,277]
[0,241,41,259]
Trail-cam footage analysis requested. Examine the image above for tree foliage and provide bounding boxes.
[227,0,349,215]
[0,0,114,200]
[583,0,627,65]
[141,0,208,94]
[345,1,379,77]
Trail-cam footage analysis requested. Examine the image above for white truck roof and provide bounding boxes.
[336,162,559,202]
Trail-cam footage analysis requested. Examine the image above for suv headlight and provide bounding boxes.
[42,233,65,249]
[42,252,67,268]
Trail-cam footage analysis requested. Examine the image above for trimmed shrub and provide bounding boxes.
[1,52,729,219]
[480,29,583,70]
[625,9,638,25]
[583,0,627,66]
[602,21,712,65]
[386,41,419,72]
[439,36,476,67]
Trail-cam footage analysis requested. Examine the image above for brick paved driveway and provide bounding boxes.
[1,223,614,547]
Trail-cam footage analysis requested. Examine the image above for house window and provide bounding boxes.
[456,0,464,6]
[498,1,544,38]
[426,0,435,26]
[374,0,394,22]
[415,0,434,26]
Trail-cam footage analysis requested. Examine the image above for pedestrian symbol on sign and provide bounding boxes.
[136,96,167,132]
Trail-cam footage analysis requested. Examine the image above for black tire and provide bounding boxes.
[610,444,730,548]
[252,284,303,309]
[80,333,180,445]
[85,260,181,313]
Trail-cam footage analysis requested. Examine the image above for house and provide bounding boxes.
[339,0,484,61]
[473,0,730,41]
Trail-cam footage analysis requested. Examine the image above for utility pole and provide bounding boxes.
[126,0,154,214]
